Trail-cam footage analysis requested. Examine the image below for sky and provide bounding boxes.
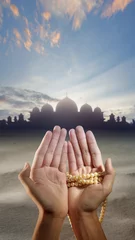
[0,0,135,122]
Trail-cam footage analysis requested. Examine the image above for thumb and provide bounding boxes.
[102,158,115,196]
[18,163,34,191]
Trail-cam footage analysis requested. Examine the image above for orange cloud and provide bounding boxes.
[13,28,22,47]
[10,4,19,17]
[33,42,45,55]
[41,25,49,39]
[13,27,33,51]
[24,28,32,51]
[13,29,21,40]
[73,17,82,30]
[35,24,49,40]
[102,0,133,17]
[42,11,51,21]
[38,0,103,30]
[50,31,60,47]
[86,1,96,12]
[24,39,32,51]
[24,28,32,39]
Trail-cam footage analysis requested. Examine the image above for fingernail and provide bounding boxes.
[53,125,60,130]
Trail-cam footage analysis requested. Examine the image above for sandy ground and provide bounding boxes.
[0,130,135,240]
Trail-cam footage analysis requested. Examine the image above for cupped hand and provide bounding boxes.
[67,126,115,214]
[18,126,68,218]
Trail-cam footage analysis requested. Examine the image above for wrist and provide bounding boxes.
[68,209,107,240]
[33,209,65,240]
[39,207,66,221]
[69,207,97,221]
[36,202,67,219]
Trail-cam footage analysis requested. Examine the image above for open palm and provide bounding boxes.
[68,126,115,214]
[19,126,68,218]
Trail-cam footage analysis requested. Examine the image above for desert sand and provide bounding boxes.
[0,130,135,240]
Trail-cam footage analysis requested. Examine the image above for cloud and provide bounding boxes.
[50,31,61,47]
[10,4,19,17]
[24,28,32,39]
[49,57,135,122]
[0,1,60,55]
[33,42,45,55]
[38,0,103,30]
[0,95,6,103]
[24,39,32,51]
[35,24,49,40]
[0,0,134,58]
[13,28,22,47]
[0,110,10,119]
[13,27,33,51]
[102,0,134,17]
[0,86,59,119]
[42,11,51,21]
[24,28,32,51]
[38,0,135,29]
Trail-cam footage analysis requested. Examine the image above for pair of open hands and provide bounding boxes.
[18,125,115,219]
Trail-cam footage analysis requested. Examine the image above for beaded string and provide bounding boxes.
[66,172,107,237]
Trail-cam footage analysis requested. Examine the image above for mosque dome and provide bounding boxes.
[94,107,102,113]
[80,103,92,113]
[41,103,54,113]
[32,107,40,113]
[56,97,78,112]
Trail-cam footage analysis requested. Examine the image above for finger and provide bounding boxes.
[18,163,34,192]
[32,131,52,169]
[67,141,77,173]
[86,131,104,169]
[59,141,67,173]
[75,126,91,166]
[102,158,115,196]
[69,129,84,168]
[43,126,61,166]
[51,128,67,168]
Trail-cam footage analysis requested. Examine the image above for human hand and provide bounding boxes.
[68,126,115,215]
[18,126,68,219]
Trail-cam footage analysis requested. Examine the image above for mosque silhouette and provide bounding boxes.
[0,97,135,131]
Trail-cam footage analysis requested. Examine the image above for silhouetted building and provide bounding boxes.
[132,119,135,126]
[28,97,104,129]
[0,119,7,129]
[0,96,134,131]
[18,113,24,123]
[109,113,115,123]
[7,116,12,125]
[117,116,120,123]
[122,116,126,123]
[14,116,17,123]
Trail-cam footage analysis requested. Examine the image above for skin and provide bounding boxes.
[18,125,115,240]
[18,126,68,240]
[68,126,115,240]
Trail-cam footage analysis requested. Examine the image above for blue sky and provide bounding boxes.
[0,0,135,121]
